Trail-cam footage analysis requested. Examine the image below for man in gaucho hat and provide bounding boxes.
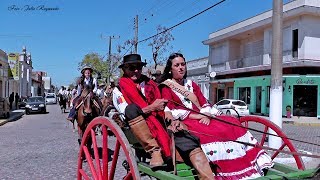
[116,54,214,179]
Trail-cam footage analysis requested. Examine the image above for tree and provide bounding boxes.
[148,25,174,69]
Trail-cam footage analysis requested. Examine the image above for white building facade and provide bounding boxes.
[186,57,211,101]
[0,50,9,98]
[203,0,320,117]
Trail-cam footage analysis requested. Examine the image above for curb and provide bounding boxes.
[0,112,24,126]
[0,120,8,126]
[293,122,320,127]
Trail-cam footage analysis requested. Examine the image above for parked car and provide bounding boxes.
[213,99,249,116]
[45,93,57,104]
[18,97,27,109]
[25,96,46,115]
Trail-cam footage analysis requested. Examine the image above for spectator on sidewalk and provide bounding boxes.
[9,92,14,110]
[15,93,19,110]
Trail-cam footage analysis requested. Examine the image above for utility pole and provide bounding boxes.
[134,15,138,54]
[101,35,119,85]
[269,0,283,149]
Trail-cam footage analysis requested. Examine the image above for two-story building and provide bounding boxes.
[203,0,320,118]
[186,57,211,101]
[0,49,9,98]
[31,71,44,97]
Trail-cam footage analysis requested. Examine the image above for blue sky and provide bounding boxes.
[0,0,290,87]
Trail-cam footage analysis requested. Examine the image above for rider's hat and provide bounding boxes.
[118,54,147,68]
[81,66,93,74]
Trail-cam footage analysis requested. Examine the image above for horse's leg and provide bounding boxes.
[76,113,84,145]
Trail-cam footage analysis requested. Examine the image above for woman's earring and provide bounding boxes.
[169,71,171,74]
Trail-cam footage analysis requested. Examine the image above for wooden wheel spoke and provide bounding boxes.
[123,172,133,180]
[83,146,98,179]
[109,140,121,180]
[102,125,108,179]
[271,143,286,160]
[78,117,140,180]
[79,169,90,180]
[240,115,305,170]
[90,129,102,179]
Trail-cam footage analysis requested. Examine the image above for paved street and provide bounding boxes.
[243,119,320,170]
[0,104,137,180]
[0,104,319,179]
[0,104,79,179]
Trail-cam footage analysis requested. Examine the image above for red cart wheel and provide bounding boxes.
[77,116,140,180]
[240,115,305,170]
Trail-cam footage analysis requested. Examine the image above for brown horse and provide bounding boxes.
[75,88,102,146]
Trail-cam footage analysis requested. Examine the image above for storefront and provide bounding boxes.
[212,75,320,118]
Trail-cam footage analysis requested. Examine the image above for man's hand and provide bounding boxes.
[151,99,168,111]
[167,120,188,133]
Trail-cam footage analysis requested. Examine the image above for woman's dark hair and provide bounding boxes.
[157,53,187,83]
[79,72,93,85]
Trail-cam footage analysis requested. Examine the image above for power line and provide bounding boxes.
[138,0,226,44]
[120,0,226,58]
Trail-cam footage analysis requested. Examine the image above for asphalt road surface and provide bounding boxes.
[0,104,319,179]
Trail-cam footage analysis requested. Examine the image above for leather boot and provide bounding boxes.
[189,148,215,180]
[129,115,164,167]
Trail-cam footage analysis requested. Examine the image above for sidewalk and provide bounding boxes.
[253,114,320,126]
[0,109,25,126]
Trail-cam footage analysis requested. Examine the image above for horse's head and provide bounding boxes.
[81,88,93,116]
[76,87,101,130]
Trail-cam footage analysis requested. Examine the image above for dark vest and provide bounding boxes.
[81,78,95,90]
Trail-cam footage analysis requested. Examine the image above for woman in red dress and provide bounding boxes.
[159,53,273,179]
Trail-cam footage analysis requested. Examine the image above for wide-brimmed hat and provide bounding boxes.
[118,54,147,68]
[81,66,93,74]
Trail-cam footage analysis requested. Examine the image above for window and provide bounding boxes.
[232,100,246,106]
[238,87,251,104]
[292,29,298,58]
[216,100,230,105]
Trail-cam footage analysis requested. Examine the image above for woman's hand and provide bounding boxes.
[199,117,210,125]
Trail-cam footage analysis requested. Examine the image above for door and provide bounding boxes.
[217,89,225,102]
[256,86,262,113]
[293,85,318,117]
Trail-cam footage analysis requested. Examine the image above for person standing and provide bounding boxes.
[9,92,14,110]
[15,93,19,110]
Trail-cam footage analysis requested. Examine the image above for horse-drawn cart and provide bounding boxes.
[77,115,319,180]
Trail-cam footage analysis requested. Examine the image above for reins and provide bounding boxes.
[75,90,91,110]
[187,129,320,159]
[168,99,320,147]
[167,99,320,159]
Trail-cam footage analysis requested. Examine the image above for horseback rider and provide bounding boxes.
[58,86,67,110]
[67,66,101,121]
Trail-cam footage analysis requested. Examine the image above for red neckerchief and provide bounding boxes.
[119,75,161,109]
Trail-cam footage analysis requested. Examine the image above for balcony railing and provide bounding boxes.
[211,52,302,72]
